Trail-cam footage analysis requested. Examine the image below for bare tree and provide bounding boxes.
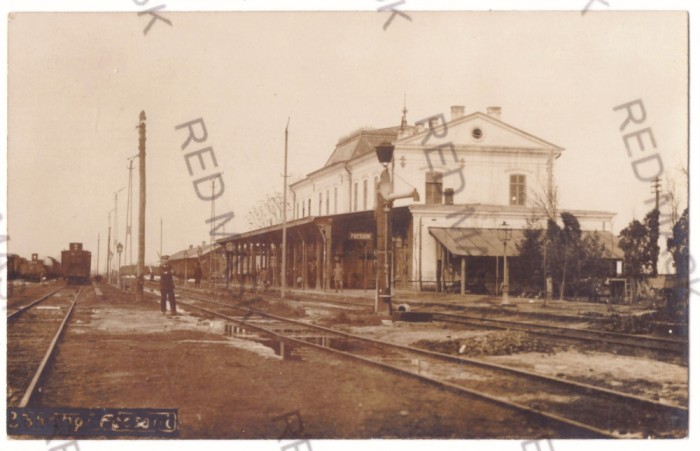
[528,176,559,305]
[246,191,293,230]
[662,164,688,226]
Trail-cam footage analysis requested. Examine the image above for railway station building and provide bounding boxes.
[217,105,622,294]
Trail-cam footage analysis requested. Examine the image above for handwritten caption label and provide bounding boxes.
[8,408,178,438]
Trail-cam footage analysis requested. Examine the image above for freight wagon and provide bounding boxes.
[61,242,92,284]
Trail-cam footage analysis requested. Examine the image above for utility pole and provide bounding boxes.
[160,218,163,257]
[126,155,137,266]
[113,188,124,283]
[96,233,100,277]
[106,211,112,281]
[652,176,661,210]
[543,147,554,304]
[137,111,146,300]
[209,179,215,286]
[281,118,290,298]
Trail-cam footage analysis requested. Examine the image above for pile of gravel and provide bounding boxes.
[412,330,560,356]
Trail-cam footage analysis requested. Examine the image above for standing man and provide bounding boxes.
[160,255,177,315]
[333,262,344,293]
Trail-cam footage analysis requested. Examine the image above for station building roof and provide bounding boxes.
[169,242,221,261]
[323,126,401,168]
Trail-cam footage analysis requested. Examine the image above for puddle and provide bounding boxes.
[176,339,278,359]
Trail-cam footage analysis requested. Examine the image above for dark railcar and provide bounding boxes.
[19,254,46,281]
[7,254,22,280]
[61,242,92,284]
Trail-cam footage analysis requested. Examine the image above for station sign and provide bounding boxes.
[348,232,373,241]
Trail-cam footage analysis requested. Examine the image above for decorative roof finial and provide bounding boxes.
[400,94,408,131]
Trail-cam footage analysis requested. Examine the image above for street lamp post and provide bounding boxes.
[375,143,394,315]
[374,142,420,315]
[225,241,235,289]
[183,250,189,286]
[497,221,512,305]
[116,242,123,289]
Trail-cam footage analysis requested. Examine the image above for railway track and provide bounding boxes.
[429,312,688,358]
[147,281,688,360]
[7,287,83,407]
[168,291,686,438]
[6,284,66,319]
[245,290,687,359]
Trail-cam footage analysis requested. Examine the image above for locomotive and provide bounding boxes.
[61,242,92,284]
[15,253,62,281]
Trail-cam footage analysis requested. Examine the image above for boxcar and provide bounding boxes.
[61,242,92,284]
[19,254,46,281]
[7,254,22,280]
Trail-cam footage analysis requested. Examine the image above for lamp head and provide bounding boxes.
[411,188,420,202]
[375,142,395,166]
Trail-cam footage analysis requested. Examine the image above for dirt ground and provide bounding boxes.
[24,284,567,439]
[4,280,63,310]
[340,322,688,408]
[483,351,688,406]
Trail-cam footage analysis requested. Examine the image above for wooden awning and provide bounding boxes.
[429,227,623,259]
[429,227,520,257]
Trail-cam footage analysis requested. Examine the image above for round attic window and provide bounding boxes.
[472,127,484,140]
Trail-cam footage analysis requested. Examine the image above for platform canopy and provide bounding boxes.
[429,227,623,259]
[429,227,520,257]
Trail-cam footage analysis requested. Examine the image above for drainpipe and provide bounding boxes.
[418,216,423,291]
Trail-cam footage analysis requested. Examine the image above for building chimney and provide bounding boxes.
[189,244,193,249]
[443,188,454,205]
[415,122,425,134]
[450,105,465,121]
[425,172,443,205]
[202,240,206,247]
[487,106,502,120]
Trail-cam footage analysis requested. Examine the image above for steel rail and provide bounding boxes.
[253,290,685,354]
[431,312,687,353]
[185,294,686,413]
[173,293,688,437]
[7,285,66,321]
[177,297,615,438]
[17,287,82,408]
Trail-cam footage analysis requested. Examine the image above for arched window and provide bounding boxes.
[353,182,358,211]
[509,174,526,206]
[334,187,338,214]
[363,179,368,210]
[373,176,379,208]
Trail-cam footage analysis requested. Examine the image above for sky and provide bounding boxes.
[6,11,688,268]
